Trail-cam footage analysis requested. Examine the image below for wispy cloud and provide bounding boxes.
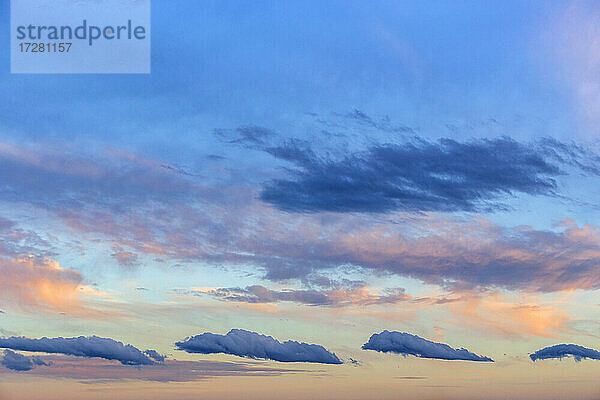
[198,212,600,292]
[3,141,600,295]
[442,291,571,339]
[143,349,166,363]
[261,136,600,213]
[8,356,305,382]
[215,126,277,146]
[0,254,114,317]
[0,215,118,317]
[0,142,198,209]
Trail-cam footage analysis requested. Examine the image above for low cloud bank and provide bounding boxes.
[194,285,408,307]
[176,329,342,364]
[362,331,493,362]
[260,137,600,213]
[530,344,600,362]
[0,336,155,366]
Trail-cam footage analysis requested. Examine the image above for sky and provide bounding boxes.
[1,1,600,399]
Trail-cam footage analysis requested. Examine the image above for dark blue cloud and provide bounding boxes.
[362,331,493,362]
[143,349,166,363]
[215,126,277,146]
[1,350,35,371]
[396,376,428,380]
[0,350,50,371]
[0,336,155,366]
[260,137,599,213]
[530,344,600,362]
[0,143,198,211]
[175,329,342,364]
[31,355,51,366]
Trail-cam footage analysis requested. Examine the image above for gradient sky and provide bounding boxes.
[2,1,600,399]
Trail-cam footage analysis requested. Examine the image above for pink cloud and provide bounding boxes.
[0,255,118,318]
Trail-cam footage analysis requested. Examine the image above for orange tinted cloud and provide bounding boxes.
[0,255,115,318]
[444,292,570,339]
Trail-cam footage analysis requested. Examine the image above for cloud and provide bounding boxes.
[1,350,35,371]
[444,291,570,339]
[0,253,118,318]
[0,217,118,317]
[185,285,570,339]
[31,355,51,366]
[192,285,408,307]
[5,141,600,294]
[333,109,415,134]
[35,181,600,293]
[0,336,156,366]
[0,255,83,313]
[14,356,305,382]
[143,349,166,363]
[215,126,277,146]
[175,329,342,364]
[0,142,197,209]
[362,331,493,362]
[111,244,139,268]
[396,376,428,380]
[0,350,51,371]
[530,344,600,362]
[73,192,600,293]
[348,358,361,366]
[261,136,600,213]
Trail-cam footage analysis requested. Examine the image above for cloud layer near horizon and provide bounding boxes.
[362,331,493,362]
[176,329,342,364]
[1,356,303,382]
[530,344,600,362]
[0,336,158,366]
[1,350,50,371]
[0,218,115,317]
